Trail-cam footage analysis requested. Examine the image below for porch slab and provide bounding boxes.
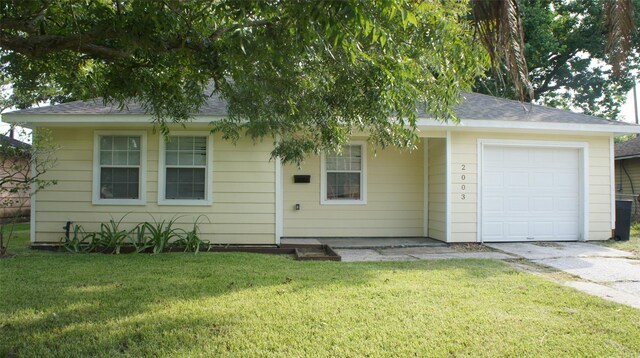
[280,238,322,246]
[334,249,418,262]
[311,237,446,249]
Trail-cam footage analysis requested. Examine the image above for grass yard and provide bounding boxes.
[1,225,640,357]
[597,224,640,258]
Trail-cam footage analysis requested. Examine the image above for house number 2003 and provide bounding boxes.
[460,164,467,200]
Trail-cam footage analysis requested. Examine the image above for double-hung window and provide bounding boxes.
[159,133,213,205]
[93,131,147,205]
[321,142,367,204]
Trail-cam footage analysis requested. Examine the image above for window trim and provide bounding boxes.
[158,131,213,206]
[92,130,147,205]
[320,141,367,205]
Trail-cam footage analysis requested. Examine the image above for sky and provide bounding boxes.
[620,81,639,124]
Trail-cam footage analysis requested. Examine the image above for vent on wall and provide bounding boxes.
[293,175,311,183]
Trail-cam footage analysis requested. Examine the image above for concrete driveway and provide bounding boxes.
[485,242,640,309]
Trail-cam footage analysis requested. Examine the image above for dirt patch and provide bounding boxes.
[505,258,585,282]
[532,242,563,248]
[450,243,492,252]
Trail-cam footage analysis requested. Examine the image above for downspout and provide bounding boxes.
[622,159,635,194]
[621,159,638,218]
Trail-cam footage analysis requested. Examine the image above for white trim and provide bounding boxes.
[445,131,451,243]
[477,138,589,242]
[275,156,283,245]
[582,145,590,241]
[30,126,37,243]
[416,118,640,135]
[423,138,429,237]
[157,131,213,206]
[476,139,482,243]
[6,113,639,135]
[92,130,147,205]
[320,141,368,205]
[610,134,616,231]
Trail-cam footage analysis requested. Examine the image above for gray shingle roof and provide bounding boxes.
[8,96,228,115]
[6,91,634,127]
[455,92,630,126]
[615,136,640,158]
[0,134,31,149]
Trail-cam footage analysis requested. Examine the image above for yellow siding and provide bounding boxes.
[34,127,276,244]
[615,157,640,220]
[283,140,424,237]
[450,131,613,242]
[427,138,446,241]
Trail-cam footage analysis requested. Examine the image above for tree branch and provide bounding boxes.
[0,31,131,59]
[535,50,577,98]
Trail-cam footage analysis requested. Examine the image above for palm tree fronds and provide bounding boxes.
[472,0,533,101]
[604,0,635,76]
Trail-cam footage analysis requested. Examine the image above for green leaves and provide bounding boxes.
[2,1,487,163]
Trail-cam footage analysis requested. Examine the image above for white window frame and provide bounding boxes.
[158,131,213,206]
[320,141,367,205]
[92,130,147,205]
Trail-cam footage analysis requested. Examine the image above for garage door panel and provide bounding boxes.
[557,172,579,187]
[506,196,529,212]
[554,150,579,168]
[483,172,504,187]
[504,147,529,163]
[482,221,504,238]
[506,172,529,188]
[532,149,554,164]
[532,197,554,212]
[557,221,579,236]
[532,221,554,237]
[483,197,504,212]
[533,173,554,187]
[481,145,581,242]
[506,222,529,237]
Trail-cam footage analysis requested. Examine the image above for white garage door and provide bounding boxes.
[481,145,581,242]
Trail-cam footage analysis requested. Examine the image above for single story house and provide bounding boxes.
[4,92,639,245]
[614,136,640,220]
[0,133,32,222]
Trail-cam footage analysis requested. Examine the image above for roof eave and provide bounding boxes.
[416,118,640,135]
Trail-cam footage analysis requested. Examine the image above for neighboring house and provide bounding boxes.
[614,136,640,221]
[0,134,31,222]
[4,92,639,245]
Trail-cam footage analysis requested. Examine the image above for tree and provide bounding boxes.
[0,1,635,162]
[0,127,57,257]
[0,1,487,163]
[475,0,639,119]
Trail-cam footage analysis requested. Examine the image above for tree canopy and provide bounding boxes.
[476,0,640,119]
[0,1,636,161]
[1,1,488,163]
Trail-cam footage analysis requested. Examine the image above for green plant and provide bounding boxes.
[60,223,95,253]
[173,215,210,253]
[93,215,135,254]
[143,216,185,254]
[130,223,153,253]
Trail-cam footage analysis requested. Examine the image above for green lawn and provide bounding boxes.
[1,226,640,357]
[597,224,640,258]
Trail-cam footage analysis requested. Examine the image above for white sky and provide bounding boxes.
[620,80,639,124]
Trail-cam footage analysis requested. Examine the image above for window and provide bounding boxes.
[159,133,213,205]
[321,143,367,205]
[93,131,147,205]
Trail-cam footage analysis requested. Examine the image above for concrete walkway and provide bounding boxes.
[334,246,516,262]
[486,242,640,309]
